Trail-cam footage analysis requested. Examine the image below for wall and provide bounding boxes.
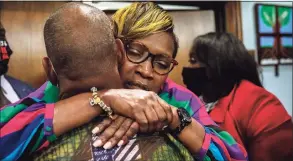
[1,1,216,88]
[241,2,292,116]
[169,11,215,85]
[0,2,66,88]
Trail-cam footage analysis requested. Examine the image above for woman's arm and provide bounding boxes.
[159,80,248,161]
[166,102,248,161]
[244,92,293,161]
[0,92,104,161]
[53,93,102,136]
[0,88,173,160]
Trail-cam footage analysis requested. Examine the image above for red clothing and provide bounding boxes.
[209,80,293,161]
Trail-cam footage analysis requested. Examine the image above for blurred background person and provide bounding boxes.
[0,22,34,107]
[182,32,293,161]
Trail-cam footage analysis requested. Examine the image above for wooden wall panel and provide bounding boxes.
[168,11,215,86]
[1,2,66,88]
[225,2,243,41]
[1,2,215,88]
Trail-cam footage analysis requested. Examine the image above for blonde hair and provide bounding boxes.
[113,2,175,42]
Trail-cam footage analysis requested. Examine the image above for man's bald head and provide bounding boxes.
[44,2,116,80]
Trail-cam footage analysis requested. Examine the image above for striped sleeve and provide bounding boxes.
[0,98,56,161]
[160,78,248,161]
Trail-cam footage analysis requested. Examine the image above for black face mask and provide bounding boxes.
[182,67,209,96]
[0,61,8,75]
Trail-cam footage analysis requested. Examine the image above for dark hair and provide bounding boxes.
[190,32,262,101]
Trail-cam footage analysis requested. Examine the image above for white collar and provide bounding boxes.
[1,75,20,103]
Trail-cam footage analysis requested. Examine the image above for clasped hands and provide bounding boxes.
[91,89,179,149]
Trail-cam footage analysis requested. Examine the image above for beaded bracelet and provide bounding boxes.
[89,87,114,119]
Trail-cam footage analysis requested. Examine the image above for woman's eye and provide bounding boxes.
[128,49,143,56]
[154,61,170,69]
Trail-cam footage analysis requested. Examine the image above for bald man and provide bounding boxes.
[0,3,123,160]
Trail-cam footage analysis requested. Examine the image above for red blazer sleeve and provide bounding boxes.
[235,82,293,161]
[247,90,293,161]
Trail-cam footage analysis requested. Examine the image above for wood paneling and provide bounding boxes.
[0,2,66,88]
[225,2,243,41]
[168,11,215,86]
[1,2,215,88]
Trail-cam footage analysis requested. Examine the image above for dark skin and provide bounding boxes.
[40,4,174,142]
[93,32,206,154]
[43,38,174,139]
[91,32,176,148]
[120,32,174,94]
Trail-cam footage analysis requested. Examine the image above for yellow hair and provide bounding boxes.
[112,2,174,41]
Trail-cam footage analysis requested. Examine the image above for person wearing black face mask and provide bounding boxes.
[182,66,224,112]
[0,22,35,107]
[182,32,293,161]
[182,66,207,96]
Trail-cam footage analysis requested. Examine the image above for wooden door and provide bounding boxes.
[168,11,215,86]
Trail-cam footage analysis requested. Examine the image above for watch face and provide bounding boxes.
[179,108,192,123]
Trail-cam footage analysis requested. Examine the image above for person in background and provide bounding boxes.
[0,22,35,107]
[182,32,293,161]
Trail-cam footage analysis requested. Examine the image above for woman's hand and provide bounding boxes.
[100,89,173,132]
[91,115,139,149]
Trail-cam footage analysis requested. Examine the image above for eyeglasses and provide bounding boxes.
[125,41,178,75]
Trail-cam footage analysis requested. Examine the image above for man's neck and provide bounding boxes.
[58,71,122,100]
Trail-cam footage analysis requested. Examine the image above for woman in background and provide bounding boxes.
[182,32,293,161]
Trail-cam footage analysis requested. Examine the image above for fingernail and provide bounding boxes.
[92,127,100,134]
[118,140,124,146]
[103,142,112,149]
[93,139,102,147]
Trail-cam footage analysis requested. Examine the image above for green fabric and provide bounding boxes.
[34,125,195,161]
[0,104,26,123]
[159,92,193,116]
[30,129,45,154]
[208,128,235,146]
[150,134,194,161]
[42,81,59,103]
[32,83,196,161]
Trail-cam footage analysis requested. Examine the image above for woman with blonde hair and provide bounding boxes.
[90,2,248,161]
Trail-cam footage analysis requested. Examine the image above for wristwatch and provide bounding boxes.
[171,108,192,136]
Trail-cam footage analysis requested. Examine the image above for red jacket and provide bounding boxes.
[209,80,293,161]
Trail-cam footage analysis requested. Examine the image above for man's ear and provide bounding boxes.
[115,38,126,67]
[42,57,58,86]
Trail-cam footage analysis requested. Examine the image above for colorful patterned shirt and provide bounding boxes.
[0,78,248,161]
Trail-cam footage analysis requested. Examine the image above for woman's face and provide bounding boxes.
[119,32,175,93]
